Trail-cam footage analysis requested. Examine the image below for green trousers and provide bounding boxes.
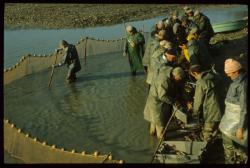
[202,122,220,142]
[222,133,248,164]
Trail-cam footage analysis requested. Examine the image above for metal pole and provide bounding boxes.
[150,105,180,163]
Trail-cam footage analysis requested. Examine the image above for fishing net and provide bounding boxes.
[4,32,150,85]
[4,32,150,163]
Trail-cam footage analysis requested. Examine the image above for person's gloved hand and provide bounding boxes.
[55,48,63,53]
[174,101,181,108]
[187,101,193,111]
[52,64,59,68]
[236,128,244,140]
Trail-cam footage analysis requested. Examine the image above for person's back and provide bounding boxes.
[195,70,223,123]
[190,65,224,142]
[146,47,163,85]
[187,39,212,70]
[165,25,176,46]
[194,12,214,45]
[66,44,81,68]
[150,65,174,100]
[168,17,182,29]
[145,64,174,132]
[55,40,81,83]
[142,36,159,69]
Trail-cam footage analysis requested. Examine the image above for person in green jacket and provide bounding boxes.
[219,58,248,164]
[188,64,224,142]
[143,30,167,75]
[143,46,185,139]
[184,7,194,21]
[179,27,213,71]
[146,40,175,88]
[143,31,170,90]
[193,10,214,46]
[150,20,166,38]
[123,25,145,76]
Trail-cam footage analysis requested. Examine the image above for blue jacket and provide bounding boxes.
[225,72,247,129]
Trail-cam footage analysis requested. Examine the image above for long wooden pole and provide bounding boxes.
[84,37,88,66]
[48,52,58,88]
[122,19,127,36]
[150,105,179,163]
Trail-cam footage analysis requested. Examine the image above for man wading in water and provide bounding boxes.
[123,25,145,76]
[53,40,81,83]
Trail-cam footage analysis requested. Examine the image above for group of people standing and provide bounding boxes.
[52,6,247,164]
[123,6,247,164]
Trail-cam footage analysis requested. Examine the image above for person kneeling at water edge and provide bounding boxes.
[53,40,81,83]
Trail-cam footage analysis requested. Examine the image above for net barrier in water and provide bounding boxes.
[4,119,123,163]
[4,33,151,163]
[4,32,150,85]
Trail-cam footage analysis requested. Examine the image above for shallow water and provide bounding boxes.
[4,5,247,68]
[3,4,247,163]
[4,52,160,163]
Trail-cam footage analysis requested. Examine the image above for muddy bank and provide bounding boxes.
[210,27,248,73]
[4,3,239,30]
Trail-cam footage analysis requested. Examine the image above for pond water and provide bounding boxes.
[4,4,247,163]
[4,5,247,68]
[4,53,159,163]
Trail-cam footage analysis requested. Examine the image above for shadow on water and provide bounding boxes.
[77,71,144,83]
[4,51,155,163]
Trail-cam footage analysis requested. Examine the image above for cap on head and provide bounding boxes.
[194,10,200,17]
[157,20,165,29]
[183,6,189,12]
[189,64,201,74]
[60,40,68,47]
[181,15,189,23]
[157,30,167,38]
[165,19,170,26]
[224,58,242,74]
[126,25,133,32]
[172,67,185,79]
[186,7,193,14]
[173,23,180,34]
[164,48,177,56]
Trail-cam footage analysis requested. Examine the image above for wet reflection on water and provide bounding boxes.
[4,52,159,163]
[4,5,247,68]
[4,4,248,163]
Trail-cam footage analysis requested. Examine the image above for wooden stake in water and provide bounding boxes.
[48,52,58,88]
[84,37,88,67]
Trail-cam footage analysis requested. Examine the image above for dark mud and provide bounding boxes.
[4,3,239,30]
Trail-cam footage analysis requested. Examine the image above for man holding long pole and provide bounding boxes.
[52,40,81,83]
